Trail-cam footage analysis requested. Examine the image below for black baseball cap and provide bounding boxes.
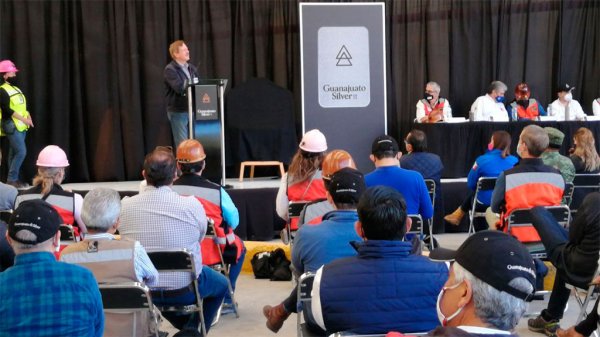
[9,199,62,245]
[557,83,575,93]
[328,167,366,204]
[429,231,536,301]
[371,135,399,154]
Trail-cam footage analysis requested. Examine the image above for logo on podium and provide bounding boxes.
[202,93,211,104]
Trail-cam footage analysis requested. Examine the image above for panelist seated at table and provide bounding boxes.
[547,83,587,121]
[593,97,600,116]
[415,81,452,123]
[470,80,510,122]
[508,82,546,121]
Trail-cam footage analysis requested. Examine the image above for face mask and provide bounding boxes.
[424,92,434,101]
[487,142,494,151]
[495,96,505,103]
[436,281,465,326]
[564,93,573,102]
[517,99,529,107]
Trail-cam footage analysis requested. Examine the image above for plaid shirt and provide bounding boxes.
[119,185,207,290]
[0,252,104,337]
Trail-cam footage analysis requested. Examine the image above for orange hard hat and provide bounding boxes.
[514,82,530,100]
[176,139,206,163]
[322,150,356,179]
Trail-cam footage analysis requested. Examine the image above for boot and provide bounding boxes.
[263,303,291,333]
[444,207,465,226]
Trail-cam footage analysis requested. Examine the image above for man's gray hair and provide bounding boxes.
[453,262,532,331]
[81,188,121,232]
[426,81,441,93]
[488,81,507,94]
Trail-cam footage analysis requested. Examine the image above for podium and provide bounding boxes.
[186,79,228,185]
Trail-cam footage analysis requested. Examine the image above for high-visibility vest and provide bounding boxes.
[172,175,244,265]
[286,170,327,230]
[510,99,539,120]
[15,185,78,237]
[0,82,30,136]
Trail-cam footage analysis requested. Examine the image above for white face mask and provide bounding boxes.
[436,281,465,326]
[564,93,573,102]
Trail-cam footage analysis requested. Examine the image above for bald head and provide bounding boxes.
[143,147,177,187]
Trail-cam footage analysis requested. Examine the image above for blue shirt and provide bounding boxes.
[292,210,361,274]
[0,252,104,337]
[220,187,240,229]
[467,149,518,205]
[365,166,434,219]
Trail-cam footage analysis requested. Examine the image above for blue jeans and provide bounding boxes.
[225,247,246,303]
[167,111,189,147]
[152,266,228,333]
[2,120,27,182]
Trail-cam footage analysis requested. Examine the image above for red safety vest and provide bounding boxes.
[286,171,327,230]
[421,98,446,116]
[510,99,540,120]
[172,175,243,265]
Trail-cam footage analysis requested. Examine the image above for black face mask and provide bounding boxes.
[517,99,529,108]
[424,93,434,101]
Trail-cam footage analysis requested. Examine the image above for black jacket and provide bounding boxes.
[164,60,199,112]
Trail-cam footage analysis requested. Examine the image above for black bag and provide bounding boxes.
[269,248,292,281]
[222,241,239,265]
[251,251,273,279]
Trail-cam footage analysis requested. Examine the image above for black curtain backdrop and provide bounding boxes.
[1,0,599,183]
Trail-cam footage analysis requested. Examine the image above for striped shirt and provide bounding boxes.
[119,185,207,290]
[0,252,104,337]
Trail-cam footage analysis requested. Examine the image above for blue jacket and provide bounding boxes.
[467,149,518,205]
[317,240,448,335]
[292,210,361,274]
[365,166,433,219]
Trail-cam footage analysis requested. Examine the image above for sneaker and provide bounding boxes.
[528,315,560,336]
[220,302,237,315]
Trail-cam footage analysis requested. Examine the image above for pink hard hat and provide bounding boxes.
[0,60,18,73]
[36,145,70,167]
[299,129,328,153]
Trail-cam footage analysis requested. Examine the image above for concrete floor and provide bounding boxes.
[158,233,596,337]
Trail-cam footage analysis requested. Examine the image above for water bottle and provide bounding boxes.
[511,106,518,121]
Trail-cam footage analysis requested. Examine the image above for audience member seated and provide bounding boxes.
[548,83,586,121]
[0,182,17,271]
[508,82,547,121]
[569,127,600,174]
[300,149,356,225]
[490,125,565,243]
[400,129,444,232]
[14,145,87,237]
[556,281,599,337]
[172,139,245,313]
[263,168,365,333]
[311,186,448,335]
[60,187,159,337]
[593,97,600,116]
[415,81,452,123]
[527,192,600,336]
[445,131,517,229]
[366,135,433,222]
[275,129,328,242]
[0,199,104,336]
[119,146,228,334]
[542,127,575,183]
[470,81,509,122]
[421,231,537,337]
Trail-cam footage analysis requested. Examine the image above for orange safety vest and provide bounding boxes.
[502,171,564,242]
[421,98,446,116]
[172,176,243,265]
[510,99,540,120]
[287,170,327,230]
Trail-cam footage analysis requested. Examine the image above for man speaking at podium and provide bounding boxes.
[164,40,199,147]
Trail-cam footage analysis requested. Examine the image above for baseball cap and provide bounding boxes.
[429,231,536,301]
[327,167,366,204]
[544,127,565,148]
[8,199,62,245]
[557,83,575,93]
[371,135,399,155]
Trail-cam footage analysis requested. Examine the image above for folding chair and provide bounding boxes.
[296,272,317,337]
[423,179,436,249]
[563,182,574,208]
[565,255,600,325]
[571,174,600,213]
[99,282,160,337]
[205,218,240,319]
[147,249,206,337]
[59,224,79,242]
[284,201,309,247]
[407,214,424,244]
[468,177,497,235]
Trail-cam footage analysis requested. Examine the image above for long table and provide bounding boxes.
[413,120,600,178]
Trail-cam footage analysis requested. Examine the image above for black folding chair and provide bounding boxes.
[468,177,497,235]
[147,249,206,337]
[571,174,600,213]
[284,201,309,247]
[296,272,317,337]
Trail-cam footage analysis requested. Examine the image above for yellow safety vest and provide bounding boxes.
[0,82,30,136]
